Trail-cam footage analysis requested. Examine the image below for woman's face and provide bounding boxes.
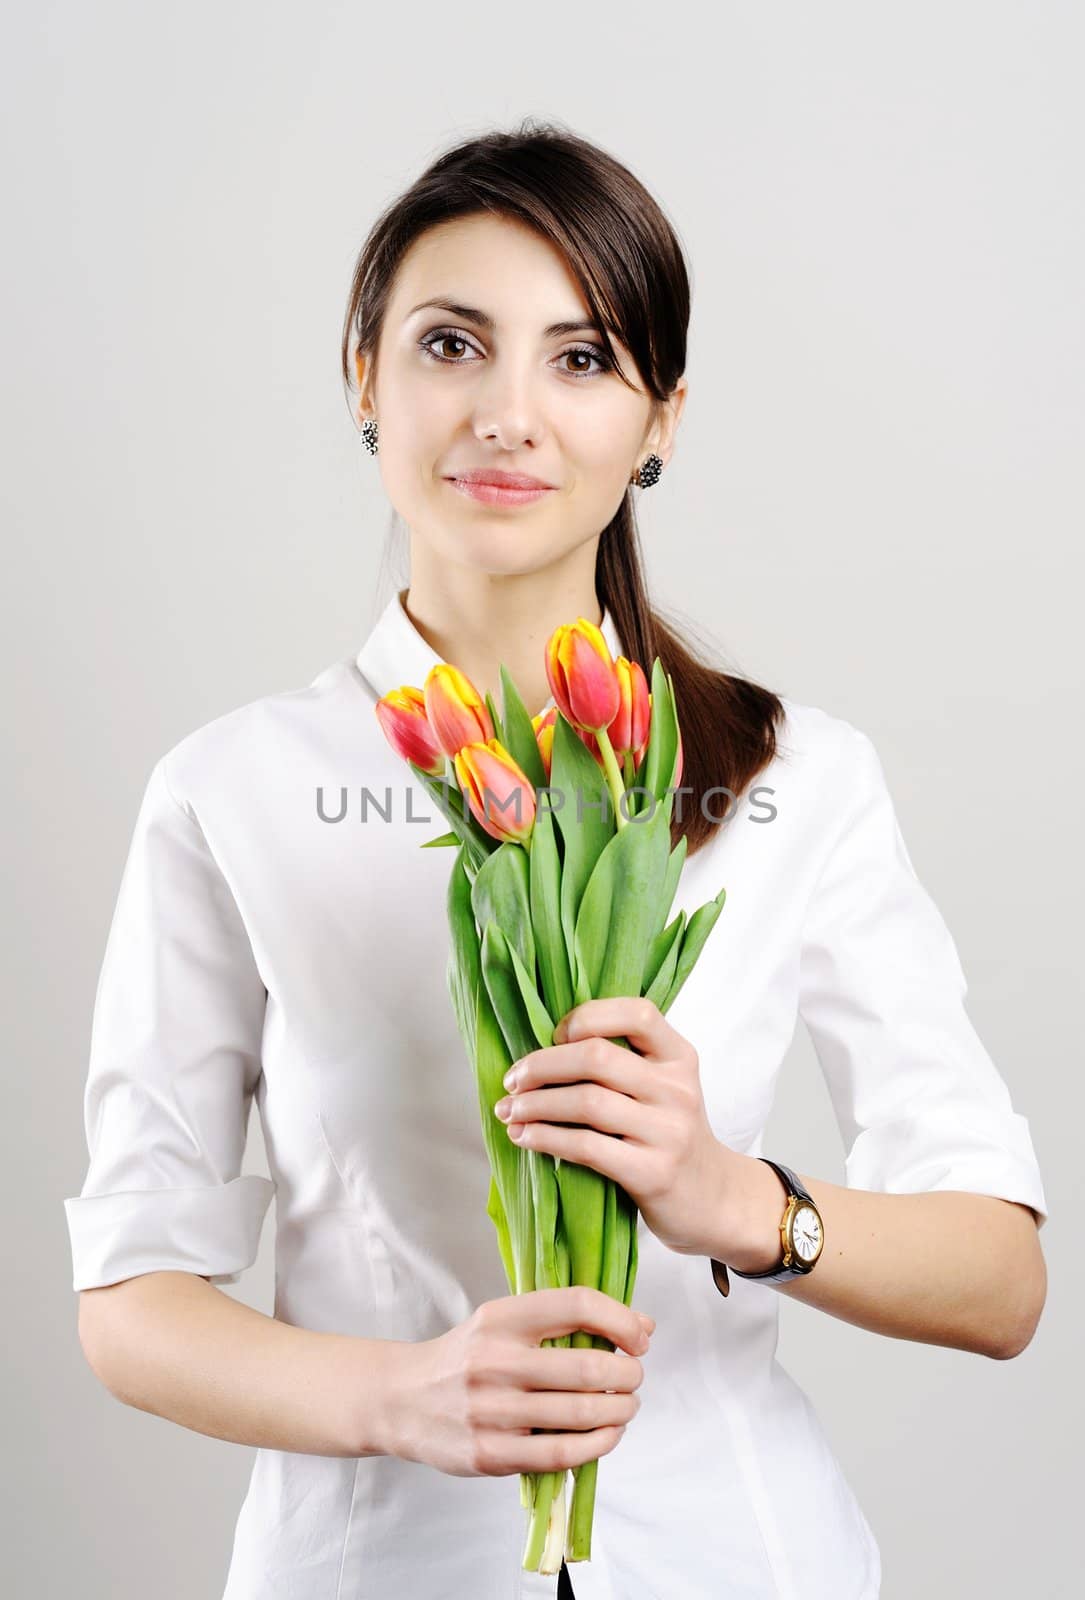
[355,211,684,579]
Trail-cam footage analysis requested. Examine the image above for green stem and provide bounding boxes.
[595,724,628,831]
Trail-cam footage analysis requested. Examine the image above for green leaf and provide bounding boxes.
[422,829,461,849]
[660,887,728,1013]
[484,690,506,747]
[480,921,540,1066]
[646,834,687,950]
[551,715,614,959]
[407,760,491,870]
[639,658,679,819]
[506,936,556,1050]
[529,802,573,1025]
[473,974,533,1292]
[471,841,536,980]
[643,909,686,1006]
[486,1171,517,1294]
[445,845,482,1062]
[574,799,672,999]
[499,663,548,792]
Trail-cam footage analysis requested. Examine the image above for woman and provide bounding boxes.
[65,121,1048,1600]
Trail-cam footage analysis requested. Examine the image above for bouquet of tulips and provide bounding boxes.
[375,616,727,1574]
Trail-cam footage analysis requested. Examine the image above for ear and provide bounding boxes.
[354,349,373,418]
[644,376,688,469]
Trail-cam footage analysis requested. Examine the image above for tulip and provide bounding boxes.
[544,618,621,734]
[531,706,557,781]
[424,663,494,757]
[453,738,537,844]
[608,657,650,759]
[374,686,446,777]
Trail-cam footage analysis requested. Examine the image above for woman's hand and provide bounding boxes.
[493,997,727,1257]
[385,1287,652,1477]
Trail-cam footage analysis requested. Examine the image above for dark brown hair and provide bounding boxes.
[340,117,785,858]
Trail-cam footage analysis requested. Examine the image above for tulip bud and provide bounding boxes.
[545,618,621,733]
[453,738,536,843]
[423,663,494,757]
[608,657,651,759]
[532,706,557,781]
[374,687,446,776]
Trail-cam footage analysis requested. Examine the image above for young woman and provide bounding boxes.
[66,121,1048,1600]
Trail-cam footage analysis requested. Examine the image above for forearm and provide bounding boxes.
[77,1270,403,1457]
[706,1148,1047,1360]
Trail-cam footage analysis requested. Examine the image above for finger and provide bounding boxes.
[498,1084,649,1141]
[518,1345,645,1394]
[555,995,689,1062]
[517,1286,651,1353]
[505,1039,660,1103]
[486,1423,628,1476]
[507,1117,648,1188]
[504,1388,640,1433]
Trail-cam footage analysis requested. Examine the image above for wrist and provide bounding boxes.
[341,1335,412,1459]
[712,1150,790,1275]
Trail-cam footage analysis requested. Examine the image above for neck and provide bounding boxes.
[401,544,604,722]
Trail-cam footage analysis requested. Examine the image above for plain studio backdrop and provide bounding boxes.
[4,3,1080,1596]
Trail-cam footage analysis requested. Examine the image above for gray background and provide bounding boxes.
[5,2,1080,1595]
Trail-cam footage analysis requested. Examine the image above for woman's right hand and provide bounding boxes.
[383,1287,653,1478]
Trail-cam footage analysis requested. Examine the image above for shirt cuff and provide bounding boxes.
[64,1174,277,1289]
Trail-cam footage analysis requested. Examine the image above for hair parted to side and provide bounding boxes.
[340,117,785,858]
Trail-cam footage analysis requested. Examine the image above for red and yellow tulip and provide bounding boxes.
[424,663,494,757]
[544,618,621,733]
[609,657,650,760]
[531,706,558,780]
[453,738,537,844]
[374,686,446,777]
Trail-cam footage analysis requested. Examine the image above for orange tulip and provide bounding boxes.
[453,739,537,844]
[544,618,621,733]
[608,657,650,759]
[531,706,557,780]
[423,663,494,757]
[374,686,446,777]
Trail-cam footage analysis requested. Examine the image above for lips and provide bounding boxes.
[445,468,557,507]
[448,471,555,491]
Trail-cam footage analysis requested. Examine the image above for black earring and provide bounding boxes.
[359,417,379,455]
[631,452,663,488]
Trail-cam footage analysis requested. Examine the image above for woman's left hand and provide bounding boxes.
[493,996,728,1258]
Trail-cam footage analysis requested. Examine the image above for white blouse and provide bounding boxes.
[64,589,1049,1600]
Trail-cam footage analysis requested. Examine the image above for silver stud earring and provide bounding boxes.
[631,452,663,488]
[359,417,379,455]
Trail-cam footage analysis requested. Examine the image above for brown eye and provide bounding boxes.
[418,328,482,365]
[557,343,612,379]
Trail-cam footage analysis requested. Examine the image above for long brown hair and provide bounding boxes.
[340,118,785,857]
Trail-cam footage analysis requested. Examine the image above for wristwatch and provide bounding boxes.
[711,1158,825,1297]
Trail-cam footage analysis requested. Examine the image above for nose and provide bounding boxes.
[471,354,546,451]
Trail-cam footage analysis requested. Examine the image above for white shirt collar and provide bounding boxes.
[356,587,625,720]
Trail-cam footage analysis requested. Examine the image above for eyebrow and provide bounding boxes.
[405,297,608,340]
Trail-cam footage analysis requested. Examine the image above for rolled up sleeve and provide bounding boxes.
[64,755,276,1289]
[798,727,1049,1229]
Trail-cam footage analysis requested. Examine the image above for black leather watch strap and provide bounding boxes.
[710,1159,820,1298]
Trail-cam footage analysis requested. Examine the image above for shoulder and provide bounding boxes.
[762,694,891,870]
[158,656,361,821]
[773,693,879,783]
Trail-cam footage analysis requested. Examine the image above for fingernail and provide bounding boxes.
[637,1313,656,1333]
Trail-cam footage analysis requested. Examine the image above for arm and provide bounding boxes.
[707,724,1049,1359]
[709,1149,1046,1359]
[77,1270,404,1457]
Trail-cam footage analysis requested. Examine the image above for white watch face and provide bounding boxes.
[792,1203,822,1262]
